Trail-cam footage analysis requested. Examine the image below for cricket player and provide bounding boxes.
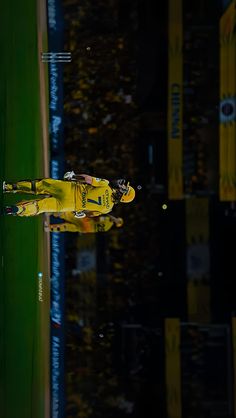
[2,173,135,217]
[45,213,124,233]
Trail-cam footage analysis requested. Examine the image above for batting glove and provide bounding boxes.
[74,211,86,219]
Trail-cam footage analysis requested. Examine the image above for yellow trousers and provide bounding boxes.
[5,179,77,216]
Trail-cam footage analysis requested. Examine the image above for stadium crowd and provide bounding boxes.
[62,0,158,416]
[61,0,220,417]
[63,0,139,182]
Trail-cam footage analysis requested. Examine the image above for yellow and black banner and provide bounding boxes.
[220,0,236,201]
[186,198,211,323]
[165,318,182,418]
[232,317,236,417]
[168,0,183,199]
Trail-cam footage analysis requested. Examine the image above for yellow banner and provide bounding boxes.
[186,198,211,322]
[168,0,183,199]
[165,318,182,418]
[186,197,209,243]
[220,0,236,200]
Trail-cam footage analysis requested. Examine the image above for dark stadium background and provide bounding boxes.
[60,1,236,418]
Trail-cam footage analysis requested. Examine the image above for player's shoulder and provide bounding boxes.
[91,177,110,187]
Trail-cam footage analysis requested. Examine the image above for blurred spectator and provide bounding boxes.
[61,0,220,417]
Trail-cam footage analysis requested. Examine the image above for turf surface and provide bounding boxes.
[0,1,50,417]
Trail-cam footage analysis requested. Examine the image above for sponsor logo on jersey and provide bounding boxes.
[82,191,87,208]
[105,189,110,209]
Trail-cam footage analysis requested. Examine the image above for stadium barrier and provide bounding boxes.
[46,0,66,417]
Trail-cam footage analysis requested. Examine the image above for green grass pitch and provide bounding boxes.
[0,1,50,417]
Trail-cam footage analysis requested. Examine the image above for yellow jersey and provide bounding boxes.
[74,177,114,215]
[50,213,115,233]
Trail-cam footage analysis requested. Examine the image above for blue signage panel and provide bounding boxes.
[46,1,66,417]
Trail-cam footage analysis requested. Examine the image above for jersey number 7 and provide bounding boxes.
[87,197,102,205]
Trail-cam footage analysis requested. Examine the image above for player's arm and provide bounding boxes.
[83,176,110,187]
[73,175,110,187]
[83,210,103,217]
[63,172,109,187]
[108,215,123,227]
[64,171,87,182]
[106,214,118,222]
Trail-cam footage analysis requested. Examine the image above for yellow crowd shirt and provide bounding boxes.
[51,213,115,233]
[85,215,114,233]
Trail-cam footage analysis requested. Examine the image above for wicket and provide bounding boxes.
[41,52,72,63]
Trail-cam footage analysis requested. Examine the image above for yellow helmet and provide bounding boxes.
[116,217,124,228]
[120,184,135,203]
